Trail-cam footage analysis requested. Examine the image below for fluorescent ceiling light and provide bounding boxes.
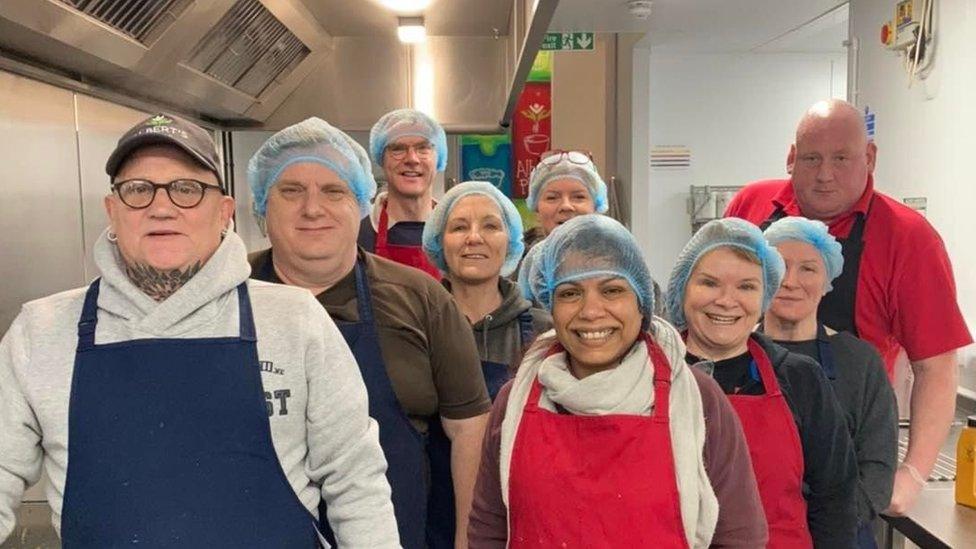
[381,0,432,12]
[397,17,426,44]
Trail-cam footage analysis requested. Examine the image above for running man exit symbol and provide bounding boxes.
[541,32,595,51]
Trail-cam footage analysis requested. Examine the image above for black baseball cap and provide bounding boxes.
[105,113,223,186]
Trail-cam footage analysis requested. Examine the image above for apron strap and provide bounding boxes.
[78,279,258,347]
[759,205,788,230]
[516,310,535,350]
[746,336,783,396]
[351,258,376,325]
[643,333,672,421]
[815,323,837,380]
[236,282,257,342]
[376,204,391,248]
[76,279,102,351]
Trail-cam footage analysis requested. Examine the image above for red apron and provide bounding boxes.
[729,337,812,549]
[374,203,441,279]
[508,333,689,549]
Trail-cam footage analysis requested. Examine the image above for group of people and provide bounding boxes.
[0,97,969,549]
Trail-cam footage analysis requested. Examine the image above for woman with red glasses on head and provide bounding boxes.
[522,150,608,252]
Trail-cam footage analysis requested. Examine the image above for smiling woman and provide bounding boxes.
[468,214,768,548]
[760,216,897,547]
[423,181,551,400]
[667,217,860,548]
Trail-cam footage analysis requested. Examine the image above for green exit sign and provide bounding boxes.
[540,32,594,51]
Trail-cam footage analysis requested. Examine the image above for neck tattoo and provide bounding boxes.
[125,261,202,302]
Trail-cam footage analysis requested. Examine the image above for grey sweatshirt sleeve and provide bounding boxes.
[0,314,43,543]
[299,297,400,548]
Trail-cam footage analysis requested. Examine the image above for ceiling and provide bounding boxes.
[549,0,849,53]
[297,0,513,37]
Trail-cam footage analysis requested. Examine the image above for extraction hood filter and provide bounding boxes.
[185,0,311,98]
[59,0,193,45]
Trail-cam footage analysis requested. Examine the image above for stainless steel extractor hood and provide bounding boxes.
[0,0,558,131]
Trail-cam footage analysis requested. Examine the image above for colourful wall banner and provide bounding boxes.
[512,81,551,198]
[527,51,553,83]
[460,134,513,196]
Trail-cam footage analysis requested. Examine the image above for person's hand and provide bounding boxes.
[884,464,926,516]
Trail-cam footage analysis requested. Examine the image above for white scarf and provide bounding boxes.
[500,318,719,547]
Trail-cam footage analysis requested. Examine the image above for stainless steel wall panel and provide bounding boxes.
[0,70,85,335]
[231,130,273,252]
[74,94,148,280]
[423,37,509,129]
[261,35,408,131]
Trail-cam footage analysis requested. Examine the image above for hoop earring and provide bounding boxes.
[107,231,118,243]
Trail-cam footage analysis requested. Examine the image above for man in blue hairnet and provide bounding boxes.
[726,99,971,517]
[358,108,448,279]
[247,117,490,549]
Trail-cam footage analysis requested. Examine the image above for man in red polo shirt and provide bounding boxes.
[725,99,971,516]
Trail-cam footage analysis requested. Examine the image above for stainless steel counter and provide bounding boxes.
[882,393,976,548]
[883,483,976,549]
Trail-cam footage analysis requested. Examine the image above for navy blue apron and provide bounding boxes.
[426,309,538,547]
[812,323,876,549]
[61,279,320,548]
[319,259,437,549]
[480,310,536,401]
[760,200,871,336]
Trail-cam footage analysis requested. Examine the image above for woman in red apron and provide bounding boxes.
[666,217,859,548]
[468,214,768,548]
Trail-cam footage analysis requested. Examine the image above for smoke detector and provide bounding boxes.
[628,0,653,19]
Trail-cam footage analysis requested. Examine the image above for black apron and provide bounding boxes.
[760,201,872,336]
[62,280,321,548]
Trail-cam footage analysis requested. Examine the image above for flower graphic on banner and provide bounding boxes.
[521,103,551,133]
[520,103,551,154]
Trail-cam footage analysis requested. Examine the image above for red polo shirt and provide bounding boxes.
[725,176,971,377]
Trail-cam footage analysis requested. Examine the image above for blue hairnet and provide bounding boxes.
[518,240,545,300]
[422,181,525,277]
[525,154,609,214]
[764,216,844,292]
[247,117,376,219]
[666,218,785,330]
[525,214,654,325]
[369,109,448,172]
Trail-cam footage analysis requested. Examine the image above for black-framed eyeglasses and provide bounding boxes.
[111,179,224,209]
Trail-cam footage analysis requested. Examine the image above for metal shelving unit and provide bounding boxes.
[688,185,743,232]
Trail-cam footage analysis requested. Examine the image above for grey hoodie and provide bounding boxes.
[0,229,400,548]
[445,278,552,372]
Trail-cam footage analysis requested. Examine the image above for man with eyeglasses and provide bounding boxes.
[358,108,448,279]
[0,114,399,547]
[725,99,971,526]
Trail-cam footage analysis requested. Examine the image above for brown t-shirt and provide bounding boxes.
[467,368,768,548]
[249,248,491,433]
